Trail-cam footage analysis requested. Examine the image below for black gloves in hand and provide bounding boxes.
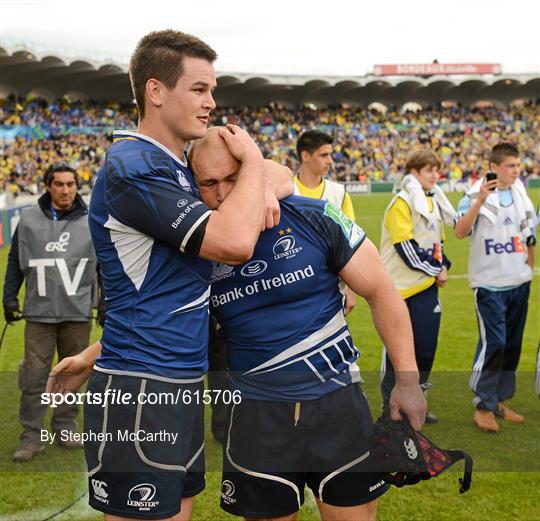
[4,300,23,324]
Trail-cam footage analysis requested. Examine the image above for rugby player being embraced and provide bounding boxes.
[49,129,426,521]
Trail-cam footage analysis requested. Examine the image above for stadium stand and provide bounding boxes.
[1,45,539,106]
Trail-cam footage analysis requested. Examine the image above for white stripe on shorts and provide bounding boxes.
[88,375,113,477]
[225,403,302,509]
[318,450,371,502]
[134,379,188,471]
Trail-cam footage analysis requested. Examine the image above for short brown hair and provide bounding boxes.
[296,130,333,161]
[489,142,519,165]
[405,149,441,173]
[129,30,217,117]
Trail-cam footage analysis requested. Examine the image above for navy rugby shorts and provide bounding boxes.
[84,367,205,519]
[220,382,388,518]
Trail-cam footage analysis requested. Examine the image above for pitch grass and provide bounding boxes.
[0,190,538,520]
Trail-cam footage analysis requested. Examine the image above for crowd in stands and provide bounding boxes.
[1,97,539,197]
[1,98,137,129]
[215,103,539,183]
[2,134,111,196]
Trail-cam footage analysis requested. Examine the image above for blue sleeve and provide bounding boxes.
[457,194,472,217]
[442,248,452,270]
[105,152,212,255]
[314,201,366,273]
[394,239,442,277]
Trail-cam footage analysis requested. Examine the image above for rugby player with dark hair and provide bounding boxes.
[48,29,291,521]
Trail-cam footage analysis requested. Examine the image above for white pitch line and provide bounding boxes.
[2,473,92,521]
[448,270,539,280]
[1,500,95,521]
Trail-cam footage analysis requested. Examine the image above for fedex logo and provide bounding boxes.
[484,237,525,255]
[418,243,442,262]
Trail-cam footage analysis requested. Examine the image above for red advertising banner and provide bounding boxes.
[373,64,502,76]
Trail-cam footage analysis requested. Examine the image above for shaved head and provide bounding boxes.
[189,127,240,209]
[189,127,237,176]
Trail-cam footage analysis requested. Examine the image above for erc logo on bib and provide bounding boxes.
[45,232,70,252]
[323,202,363,248]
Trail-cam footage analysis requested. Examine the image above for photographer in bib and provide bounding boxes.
[3,161,98,462]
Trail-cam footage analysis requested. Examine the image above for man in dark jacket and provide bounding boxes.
[3,162,98,462]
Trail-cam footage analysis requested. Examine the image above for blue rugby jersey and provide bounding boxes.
[210,196,366,400]
[90,131,213,378]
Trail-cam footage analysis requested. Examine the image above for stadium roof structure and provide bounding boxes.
[1,45,539,108]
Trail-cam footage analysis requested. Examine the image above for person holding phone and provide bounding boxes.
[455,142,536,433]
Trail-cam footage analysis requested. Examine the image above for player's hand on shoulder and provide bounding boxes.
[218,125,263,164]
[263,183,281,230]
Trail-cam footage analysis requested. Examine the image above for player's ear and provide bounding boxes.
[145,78,164,109]
[300,150,310,163]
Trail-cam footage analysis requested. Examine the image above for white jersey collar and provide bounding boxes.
[113,130,188,167]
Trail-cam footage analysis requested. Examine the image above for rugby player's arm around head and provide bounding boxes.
[190,127,293,264]
[262,158,294,230]
[135,47,265,265]
[339,239,426,430]
[199,125,264,264]
[262,157,294,199]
